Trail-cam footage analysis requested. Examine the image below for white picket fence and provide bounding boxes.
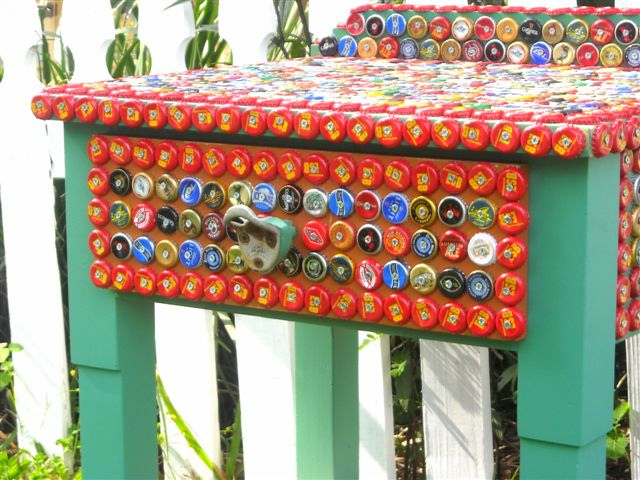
[0,0,639,479]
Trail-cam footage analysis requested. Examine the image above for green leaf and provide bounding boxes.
[497,363,518,392]
[613,401,630,426]
[225,407,242,480]
[390,359,407,378]
[606,430,629,460]
[8,343,23,353]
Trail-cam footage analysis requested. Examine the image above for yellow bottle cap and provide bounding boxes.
[441,39,461,62]
[410,264,438,294]
[496,18,518,43]
[542,19,565,45]
[600,43,623,67]
[552,42,576,65]
[358,37,378,58]
[156,239,179,267]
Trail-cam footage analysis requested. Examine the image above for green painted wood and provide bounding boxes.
[66,124,158,478]
[520,436,606,480]
[518,153,618,476]
[295,324,359,479]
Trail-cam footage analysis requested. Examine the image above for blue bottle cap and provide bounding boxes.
[411,229,438,259]
[399,38,419,59]
[382,260,409,290]
[530,41,552,65]
[382,193,409,224]
[132,236,155,265]
[252,183,277,213]
[468,198,496,229]
[179,177,203,206]
[338,35,357,57]
[203,244,225,272]
[328,188,355,218]
[386,13,407,37]
[466,270,494,302]
[179,240,203,269]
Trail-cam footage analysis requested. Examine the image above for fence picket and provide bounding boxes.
[136,2,223,478]
[0,0,71,461]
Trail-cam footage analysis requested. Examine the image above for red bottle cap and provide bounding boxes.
[252,150,277,180]
[204,274,228,302]
[280,281,305,311]
[119,100,144,127]
[617,275,631,306]
[620,211,632,240]
[87,167,110,196]
[432,119,461,150]
[497,203,530,235]
[90,259,112,288]
[157,270,180,298]
[242,108,267,136]
[31,94,53,119]
[592,123,613,157]
[383,159,412,191]
[611,121,628,153]
[590,18,615,45]
[346,12,365,35]
[167,103,192,131]
[74,97,98,123]
[491,121,521,154]
[347,114,375,144]
[355,190,382,221]
[331,288,357,318]
[302,220,329,251]
[330,155,356,186]
[383,226,411,256]
[179,143,202,173]
[229,275,253,304]
[412,161,439,194]
[621,150,634,177]
[439,302,467,333]
[468,163,497,196]
[430,16,452,40]
[616,308,630,339]
[320,112,347,142]
[226,147,252,178]
[356,259,383,291]
[303,153,329,184]
[87,198,110,226]
[265,108,293,137]
[87,135,110,165]
[132,203,156,232]
[155,141,179,171]
[278,151,303,182]
[203,146,227,177]
[631,268,640,296]
[358,157,384,189]
[134,267,157,296]
[497,167,527,201]
[497,236,528,269]
[439,230,468,262]
[305,285,331,315]
[496,307,526,339]
[294,110,321,139]
[495,272,526,306]
[439,162,468,194]
[111,264,134,292]
[575,43,599,67]
[253,277,279,307]
[131,140,155,169]
[109,137,132,165]
[621,178,634,210]
[216,105,241,133]
[474,16,496,41]
[98,98,121,126]
[460,120,490,151]
[375,116,403,148]
[384,293,411,324]
[52,94,74,121]
[402,117,431,147]
[143,102,167,129]
[551,126,586,159]
[521,124,552,157]
[357,292,384,322]
[180,272,203,300]
[620,243,633,273]
[378,36,400,59]
[630,300,640,330]
[627,117,640,150]
[467,305,496,336]
[88,229,111,257]
[411,298,438,329]
[192,104,216,132]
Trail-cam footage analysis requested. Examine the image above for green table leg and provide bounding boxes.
[295,324,359,479]
[66,124,158,479]
[518,153,618,479]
